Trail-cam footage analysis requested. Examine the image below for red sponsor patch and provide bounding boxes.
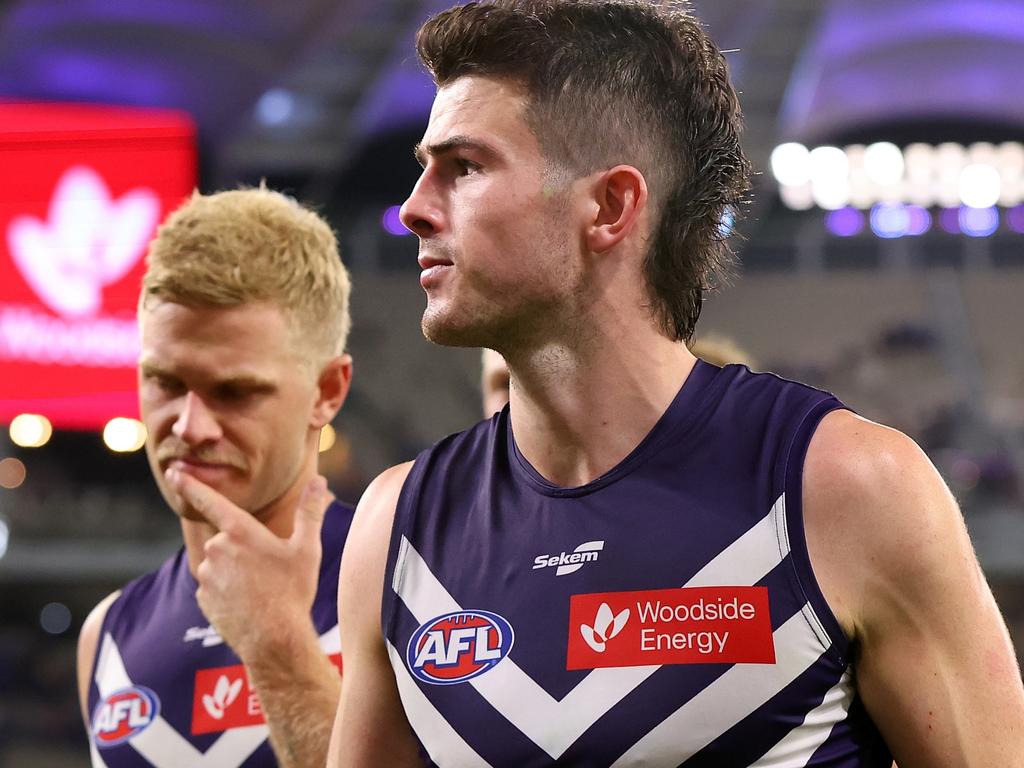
[567,586,775,670]
[191,654,341,735]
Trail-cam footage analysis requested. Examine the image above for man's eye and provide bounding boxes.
[455,158,481,175]
[151,375,183,394]
[215,386,249,403]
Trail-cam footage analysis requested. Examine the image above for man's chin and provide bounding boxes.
[421,311,494,349]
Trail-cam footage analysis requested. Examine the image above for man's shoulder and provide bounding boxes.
[804,409,932,505]
[803,410,959,633]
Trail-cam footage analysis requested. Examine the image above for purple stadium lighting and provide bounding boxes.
[939,208,962,234]
[381,205,411,236]
[825,207,865,237]
[870,203,909,239]
[905,205,932,236]
[1007,205,1024,234]
[959,206,999,238]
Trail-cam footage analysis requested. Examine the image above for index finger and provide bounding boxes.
[165,467,257,533]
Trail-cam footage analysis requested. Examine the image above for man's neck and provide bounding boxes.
[506,325,697,488]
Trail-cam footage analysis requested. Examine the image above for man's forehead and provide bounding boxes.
[426,76,530,142]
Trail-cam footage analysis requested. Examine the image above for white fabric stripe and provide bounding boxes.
[92,633,268,767]
[393,496,792,759]
[610,606,825,767]
[388,641,493,767]
[754,671,854,767]
[89,739,111,768]
[774,493,833,650]
[688,495,789,587]
[319,622,342,655]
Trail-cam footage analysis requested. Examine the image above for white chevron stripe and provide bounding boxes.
[393,496,801,759]
[388,641,493,767]
[319,622,342,654]
[93,633,267,767]
[610,606,826,767]
[754,671,854,767]
[89,739,111,768]
[91,623,340,766]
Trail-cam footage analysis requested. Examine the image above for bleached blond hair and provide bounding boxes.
[140,187,351,366]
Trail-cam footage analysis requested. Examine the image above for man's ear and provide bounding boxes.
[310,353,353,429]
[583,165,649,254]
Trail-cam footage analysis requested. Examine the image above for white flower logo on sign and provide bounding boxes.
[202,674,244,720]
[580,602,630,653]
[6,165,160,319]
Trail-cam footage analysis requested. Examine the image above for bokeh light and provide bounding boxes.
[1006,204,1024,234]
[381,205,411,236]
[870,203,910,239]
[0,458,27,489]
[863,142,904,186]
[770,142,811,186]
[319,424,337,453]
[959,206,999,238]
[40,602,72,635]
[102,418,147,453]
[959,164,1001,209]
[825,207,865,237]
[9,415,53,448]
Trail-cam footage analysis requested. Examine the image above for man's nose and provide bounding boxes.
[400,173,443,238]
[171,392,223,445]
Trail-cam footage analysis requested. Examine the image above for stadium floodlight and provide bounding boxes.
[770,142,812,187]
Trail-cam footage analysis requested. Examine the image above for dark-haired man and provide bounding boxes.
[324,1,1024,765]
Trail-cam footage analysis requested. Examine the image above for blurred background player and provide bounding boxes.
[481,348,511,417]
[328,1,1024,766]
[77,188,354,768]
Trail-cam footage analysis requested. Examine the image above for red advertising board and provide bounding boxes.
[0,102,197,429]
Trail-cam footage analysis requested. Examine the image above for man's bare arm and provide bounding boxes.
[328,462,423,768]
[805,411,1024,767]
[168,471,341,768]
[77,591,121,731]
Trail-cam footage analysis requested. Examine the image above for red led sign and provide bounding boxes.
[0,102,197,430]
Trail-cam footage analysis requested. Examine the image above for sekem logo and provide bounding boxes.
[6,165,160,319]
[533,540,604,576]
[92,685,160,747]
[407,610,514,685]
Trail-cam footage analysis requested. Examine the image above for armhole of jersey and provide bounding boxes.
[781,398,852,666]
[380,455,430,641]
[86,591,124,718]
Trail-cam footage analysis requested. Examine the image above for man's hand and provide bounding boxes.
[165,468,332,659]
[166,468,342,768]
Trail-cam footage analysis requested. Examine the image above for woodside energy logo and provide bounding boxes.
[567,586,776,671]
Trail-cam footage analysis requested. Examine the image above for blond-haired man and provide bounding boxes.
[77,187,353,768]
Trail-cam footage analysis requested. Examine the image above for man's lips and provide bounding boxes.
[164,457,240,475]
[419,254,454,288]
[417,254,454,270]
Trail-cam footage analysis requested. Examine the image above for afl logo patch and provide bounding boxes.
[407,610,514,685]
[92,685,160,747]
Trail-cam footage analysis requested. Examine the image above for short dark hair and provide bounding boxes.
[417,0,750,342]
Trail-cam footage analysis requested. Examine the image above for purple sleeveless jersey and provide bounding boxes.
[384,362,893,766]
[86,499,354,767]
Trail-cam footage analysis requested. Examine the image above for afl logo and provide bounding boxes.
[407,610,515,685]
[91,685,160,747]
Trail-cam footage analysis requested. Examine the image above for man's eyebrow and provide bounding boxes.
[413,136,500,166]
[139,362,275,391]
